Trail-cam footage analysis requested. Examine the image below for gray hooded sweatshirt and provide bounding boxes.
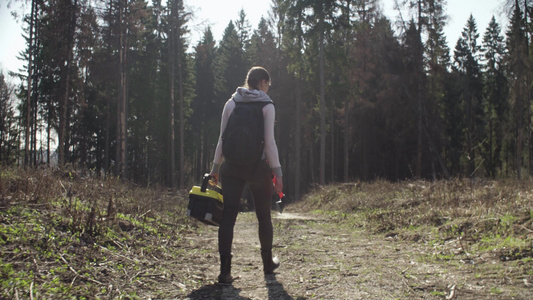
[211,87,283,179]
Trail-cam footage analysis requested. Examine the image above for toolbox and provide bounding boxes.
[187,174,223,226]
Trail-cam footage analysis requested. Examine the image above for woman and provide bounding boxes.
[210,66,283,284]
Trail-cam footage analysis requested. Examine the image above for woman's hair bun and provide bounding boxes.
[245,67,270,90]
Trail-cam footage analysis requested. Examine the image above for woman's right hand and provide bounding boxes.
[209,172,219,185]
[274,176,283,196]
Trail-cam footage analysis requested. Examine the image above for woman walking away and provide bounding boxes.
[210,66,283,284]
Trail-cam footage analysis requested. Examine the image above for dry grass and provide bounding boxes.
[1,167,189,235]
[295,179,533,260]
[0,167,191,298]
[1,167,532,298]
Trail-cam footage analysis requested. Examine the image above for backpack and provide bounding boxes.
[222,99,272,166]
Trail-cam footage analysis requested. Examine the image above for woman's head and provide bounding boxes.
[245,67,271,91]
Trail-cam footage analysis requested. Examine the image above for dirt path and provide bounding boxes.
[176,210,532,299]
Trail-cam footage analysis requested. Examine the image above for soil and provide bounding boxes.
[4,173,532,299]
[155,209,532,300]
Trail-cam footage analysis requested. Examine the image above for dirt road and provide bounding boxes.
[175,210,531,299]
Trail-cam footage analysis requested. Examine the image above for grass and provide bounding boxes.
[0,167,191,299]
[1,167,532,297]
[294,179,533,269]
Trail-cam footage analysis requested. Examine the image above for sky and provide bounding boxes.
[1,0,508,84]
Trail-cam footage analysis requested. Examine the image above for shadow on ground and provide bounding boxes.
[266,274,294,300]
[186,274,295,300]
[187,283,249,300]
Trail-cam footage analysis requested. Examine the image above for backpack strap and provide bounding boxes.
[239,100,273,105]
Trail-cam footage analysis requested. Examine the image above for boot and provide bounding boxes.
[261,249,280,274]
[217,254,234,284]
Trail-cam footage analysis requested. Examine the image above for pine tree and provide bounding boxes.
[127,0,165,184]
[214,21,246,101]
[402,21,427,177]
[69,2,101,169]
[277,0,306,196]
[249,18,277,69]
[24,0,37,168]
[106,0,150,178]
[235,9,253,67]
[193,28,217,180]
[0,73,18,165]
[424,0,450,179]
[349,0,382,180]
[481,16,508,177]
[506,1,529,178]
[453,15,484,177]
[293,0,337,185]
[395,0,449,178]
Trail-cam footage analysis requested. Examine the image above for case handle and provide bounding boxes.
[200,173,212,193]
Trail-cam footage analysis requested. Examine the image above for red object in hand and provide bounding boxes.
[272,175,284,198]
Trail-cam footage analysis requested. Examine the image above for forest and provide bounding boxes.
[0,0,530,200]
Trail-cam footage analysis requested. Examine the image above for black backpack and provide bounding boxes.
[222,99,272,166]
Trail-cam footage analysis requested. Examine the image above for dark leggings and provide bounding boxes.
[218,160,273,256]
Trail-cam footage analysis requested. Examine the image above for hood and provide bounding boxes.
[232,87,272,103]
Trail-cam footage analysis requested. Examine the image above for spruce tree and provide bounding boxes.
[193,28,217,179]
[481,16,508,177]
[506,1,529,178]
[453,15,484,177]
[0,73,18,165]
[214,21,246,102]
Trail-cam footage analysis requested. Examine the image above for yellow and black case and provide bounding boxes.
[187,174,223,226]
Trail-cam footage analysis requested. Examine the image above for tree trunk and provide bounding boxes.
[169,51,176,187]
[58,0,77,169]
[117,0,128,177]
[104,0,113,175]
[344,101,349,182]
[517,78,523,179]
[524,0,533,176]
[177,31,185,189]
[513,0,524,179]
[32,74,37,166]
[172,0,185,189]
[415,0,423,178]
[319,11,326,186]
[343,0,352,183]
[416,78,423,178]
[295,78,302,200]
[331,106,335,181]
[168,0,176,188]
[24,0,35,169]
[47,110,51,166]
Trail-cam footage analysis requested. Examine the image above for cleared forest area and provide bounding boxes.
[1,168,531,299]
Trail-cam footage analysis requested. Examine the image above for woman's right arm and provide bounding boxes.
[210,100,235,182]
[263,104,283,195]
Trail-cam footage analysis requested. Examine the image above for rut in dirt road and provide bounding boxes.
[183,211,531,300]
